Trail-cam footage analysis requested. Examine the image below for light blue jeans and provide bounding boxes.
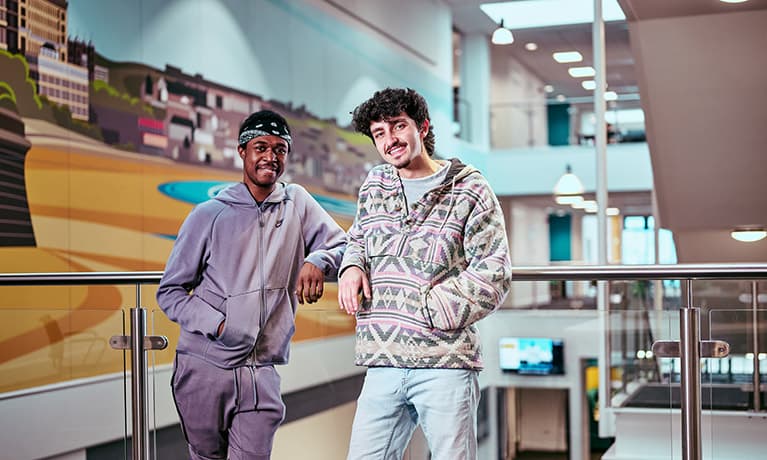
[346,367,480,460]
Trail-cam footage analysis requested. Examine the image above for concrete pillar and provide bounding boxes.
[459,33,491,150]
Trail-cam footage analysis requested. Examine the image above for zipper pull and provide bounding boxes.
[258,207,265,227]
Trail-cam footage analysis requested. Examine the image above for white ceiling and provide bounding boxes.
[618,0,767,20]
[448,0,767,262]
[448,0,767,105]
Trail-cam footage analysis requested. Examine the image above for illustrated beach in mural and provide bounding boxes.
[0,1,379,392]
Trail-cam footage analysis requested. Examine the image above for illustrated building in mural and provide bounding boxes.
[27,45,89,119]
[16,0,68,60]
[67,37,94,81]
[0,0,20,52]
[93,59,376,195]
[0,0,377,194]
[0,0,89,120]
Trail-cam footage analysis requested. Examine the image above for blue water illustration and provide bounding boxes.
[158,180,357,216]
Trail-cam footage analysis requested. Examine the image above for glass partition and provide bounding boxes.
[147,280,177,460]
[0,272,763,460]
[609,306,678,403]
[706,300,766,459]
[0,285,129,460]
[144,291,361,460]
[271,300,359,460]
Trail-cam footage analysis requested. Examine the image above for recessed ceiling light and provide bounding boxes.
[543,84,554,93]
[556,94,566,102]
[556,195,583,205]
[731,228,766,242]
[525,42,539,51]
[720,0,749,3]
[568,66,595,78]
[553,51,583,63]
[582,80,596,90]
[572,199,595,209]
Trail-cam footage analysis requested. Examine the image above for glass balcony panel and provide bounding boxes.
[272,303,359,460]
[706,298,766,458]
[144,292,360,459]
[609,307,678,404]
[0,286,128,460]
[147,281,177,458]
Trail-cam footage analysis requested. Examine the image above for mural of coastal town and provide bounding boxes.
[0,0,373,392]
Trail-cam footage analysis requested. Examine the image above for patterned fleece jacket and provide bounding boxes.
[340,158,512,370]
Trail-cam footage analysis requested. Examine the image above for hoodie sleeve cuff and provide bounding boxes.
[304,254,329,275]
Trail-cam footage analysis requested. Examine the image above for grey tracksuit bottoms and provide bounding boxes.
[172,353,285,460]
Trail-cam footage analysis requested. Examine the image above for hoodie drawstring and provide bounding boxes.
[275,198,287,228]
[248,365,259,410]
[232,368,240,411]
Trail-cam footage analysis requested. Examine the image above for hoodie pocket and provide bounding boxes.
[215,289,261,353]
[254,288,294,364]
[365,233,445,328]
[197,288,226,313]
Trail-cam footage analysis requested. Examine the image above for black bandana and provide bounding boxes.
[238,110,292,148]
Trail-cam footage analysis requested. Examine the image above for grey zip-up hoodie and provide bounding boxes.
[157,182,346,369]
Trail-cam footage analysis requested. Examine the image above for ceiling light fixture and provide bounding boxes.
[731,228,767,242]
[543,84,554,93]
[491,20,514,45]
[582,80,597,90]
[525,42,539,51]
[553,51,583,63]
[553,164,585,197]
[568,66,596,78]
[720,0,749,3]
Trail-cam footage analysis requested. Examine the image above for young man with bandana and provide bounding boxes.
[158,110,346,460]
[338,88,512,459]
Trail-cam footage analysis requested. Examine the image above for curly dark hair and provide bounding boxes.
[351,88,436,156]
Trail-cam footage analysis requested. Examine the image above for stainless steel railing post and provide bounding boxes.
[131,284,149,460]
[752,281,761,412]
[680,279,701,460]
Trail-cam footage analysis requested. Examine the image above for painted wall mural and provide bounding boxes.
[0,0,406,393]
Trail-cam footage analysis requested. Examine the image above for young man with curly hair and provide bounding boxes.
[338,88,512,459]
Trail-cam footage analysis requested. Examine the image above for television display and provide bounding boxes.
[499,337,565,375]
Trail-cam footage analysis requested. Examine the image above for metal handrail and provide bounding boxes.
[2,263,766,285]
[0,270,166,460]
[509,263,767,280]
[1,264,766,460]
[0,271,164,285]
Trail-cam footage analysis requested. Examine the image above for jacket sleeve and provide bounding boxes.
[156,205,225,338]
[298,187,347,279]
[423,186,512,331]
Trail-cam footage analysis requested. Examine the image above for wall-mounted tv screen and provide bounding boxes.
[499,337,565,375]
